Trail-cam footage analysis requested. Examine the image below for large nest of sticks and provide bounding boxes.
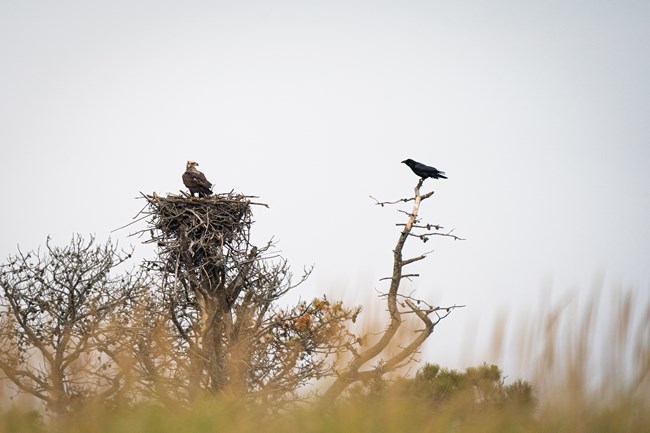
[135,192,268,272]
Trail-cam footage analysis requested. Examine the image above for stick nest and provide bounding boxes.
[135,192,268,272]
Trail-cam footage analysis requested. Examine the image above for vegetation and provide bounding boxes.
[2,293,647,433]
[360,363,537,415]
[1,349,648,433]
[0,235,148,414]
[1,184,648,431]
[0,182,465,413]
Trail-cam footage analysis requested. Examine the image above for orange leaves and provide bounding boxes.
[293,316,311,332]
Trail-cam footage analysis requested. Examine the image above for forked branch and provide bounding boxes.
[321,179,464,402]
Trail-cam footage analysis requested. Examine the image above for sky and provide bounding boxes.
[1,0,649,381]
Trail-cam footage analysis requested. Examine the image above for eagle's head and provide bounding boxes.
[186,160,199,170]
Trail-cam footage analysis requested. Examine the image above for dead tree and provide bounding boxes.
[0,235,147,414]
[322,178,464,402]
[134,192,359,405]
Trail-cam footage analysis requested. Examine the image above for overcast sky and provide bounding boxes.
[1,0,649,379]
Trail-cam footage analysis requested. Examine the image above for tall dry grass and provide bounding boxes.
[1,288,648,433]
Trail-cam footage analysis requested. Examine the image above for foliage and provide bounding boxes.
[397,363,536,414]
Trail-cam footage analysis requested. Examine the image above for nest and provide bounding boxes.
[134,192,268,274]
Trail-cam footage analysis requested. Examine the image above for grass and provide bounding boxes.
[3,392,647,433]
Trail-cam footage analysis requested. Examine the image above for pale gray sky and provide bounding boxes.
[1,0,649,378]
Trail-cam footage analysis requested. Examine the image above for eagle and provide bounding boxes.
[182,161,213,197]
[401,158,447,180]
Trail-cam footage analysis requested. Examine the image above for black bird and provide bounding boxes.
[401,159,447,180]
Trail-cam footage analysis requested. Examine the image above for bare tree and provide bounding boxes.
[132,192,360,406]
[0,235,147,414]
[0,180,462,412]
[321,178,464,402]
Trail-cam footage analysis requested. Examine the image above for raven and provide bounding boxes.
[401,159,447,180]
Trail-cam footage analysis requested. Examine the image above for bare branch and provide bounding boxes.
[322,178,464,403]
[0,235,148,414]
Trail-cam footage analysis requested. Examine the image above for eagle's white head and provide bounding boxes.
[186,160,199,170]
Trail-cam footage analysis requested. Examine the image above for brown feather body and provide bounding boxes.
[182,161,213,197]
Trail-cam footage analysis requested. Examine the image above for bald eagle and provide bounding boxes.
[182,161,213,197]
